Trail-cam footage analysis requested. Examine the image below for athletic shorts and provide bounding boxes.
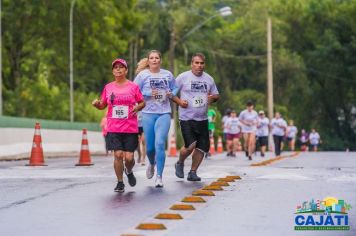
[226,133,240,140]
[179,120,210,153]
[287,137,294,142]
[106,132,138,152]
[138,127,144,136]
[257,136,268,146]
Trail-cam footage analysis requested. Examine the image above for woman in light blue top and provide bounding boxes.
[134,50,179,188]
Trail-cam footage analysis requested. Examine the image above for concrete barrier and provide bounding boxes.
[0,128,105,161]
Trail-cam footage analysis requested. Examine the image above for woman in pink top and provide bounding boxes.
[92,58,145,193]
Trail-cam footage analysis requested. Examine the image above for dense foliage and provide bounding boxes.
[2,0,355,150]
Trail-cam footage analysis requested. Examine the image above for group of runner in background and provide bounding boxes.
[217,104,322,159]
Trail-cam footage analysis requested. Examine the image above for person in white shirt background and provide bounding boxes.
[270,112,287,157]
[286,120,298,151]
[256,110,269,157]
[238,101,258,160]
[225,110,241,157]
[222,108,232,153]
[309,128,321,152]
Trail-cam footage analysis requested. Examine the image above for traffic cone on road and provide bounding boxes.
[27,123,47,166]
[168,135,177,157]
[217,136,223,153]
[76,129,94,166]
[209,137,216,155]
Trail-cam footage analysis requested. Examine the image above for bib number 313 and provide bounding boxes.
[192,96,206,108]
[112,105,129,119]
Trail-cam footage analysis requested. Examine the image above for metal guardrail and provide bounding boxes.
[0,116,100,131]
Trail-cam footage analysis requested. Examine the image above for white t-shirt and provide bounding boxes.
[270,118,287,136]
[222,115,230,133]
[256,117,269,137]
[176,71,219,121]
[225,117,241,134]
[287,125,298,138]
[238,109,258,133]
[309,132,320,145]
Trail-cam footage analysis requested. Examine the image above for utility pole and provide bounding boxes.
[267,17,274,152]
[69,0,76,122]
[267,17,274,120]
[0,0,2,116]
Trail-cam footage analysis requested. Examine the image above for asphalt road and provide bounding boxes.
[0,151,355,236]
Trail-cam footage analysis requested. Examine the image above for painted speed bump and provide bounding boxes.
[217,178,235,182]
[202,185,223,191]
[182,196,206,203]
[170,204,196,210]
[155,213,183,220]
[210,181,229,186]
[192,190,215,196]
[136,223,166,230]
[226,175,241,180]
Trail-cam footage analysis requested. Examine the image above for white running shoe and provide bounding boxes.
[155,176,163,188]
[146,163,155,179]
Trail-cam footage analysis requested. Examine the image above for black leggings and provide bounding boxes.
[273,135,284,156]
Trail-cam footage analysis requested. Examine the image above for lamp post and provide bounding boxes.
[169,6,232,73]
[69,0,76,122]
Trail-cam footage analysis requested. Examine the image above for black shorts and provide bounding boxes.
[138,127,144,136]
[179,120,210,153]
[287,137,294,142]
[106,132,138,152]
[258,136,268,146]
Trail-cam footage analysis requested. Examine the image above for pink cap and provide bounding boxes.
[112,58,128,69]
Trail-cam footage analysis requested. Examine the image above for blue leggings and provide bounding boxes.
[142,113,171,177]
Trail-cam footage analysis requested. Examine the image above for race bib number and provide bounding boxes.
[208,116,213,122]
[154,90,166,103]
[192,95,206,108]
[112,105,129,119]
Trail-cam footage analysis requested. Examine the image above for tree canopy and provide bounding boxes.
[1,0,355,150]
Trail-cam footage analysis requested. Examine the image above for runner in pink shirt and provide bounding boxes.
[92,58,145,193]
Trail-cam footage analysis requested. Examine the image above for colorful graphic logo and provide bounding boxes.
[294,197,352,231]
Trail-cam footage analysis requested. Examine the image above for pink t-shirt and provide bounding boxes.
[100,80,144,133]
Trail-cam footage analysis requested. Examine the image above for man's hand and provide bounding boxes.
[179,99,188,108]
[208,94,219,105]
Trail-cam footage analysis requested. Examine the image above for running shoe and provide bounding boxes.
[231,153,236,157]
[187,171,201,181]
[125,169,137,187]
[248,156,252,161]
[155,176,163,188]
[114,181,125,193]
[146,163,155,179]
[245,151,249,157]
[175,161,184,178]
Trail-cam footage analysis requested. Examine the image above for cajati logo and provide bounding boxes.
[294,197,352,231]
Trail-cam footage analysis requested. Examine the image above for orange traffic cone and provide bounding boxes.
[27,123,47,166]
[209,137,216,155]
[76,129,94,166]
[168,135,177,157]
[217,136,223,153]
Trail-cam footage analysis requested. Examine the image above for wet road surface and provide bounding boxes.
[0,151,355,236]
